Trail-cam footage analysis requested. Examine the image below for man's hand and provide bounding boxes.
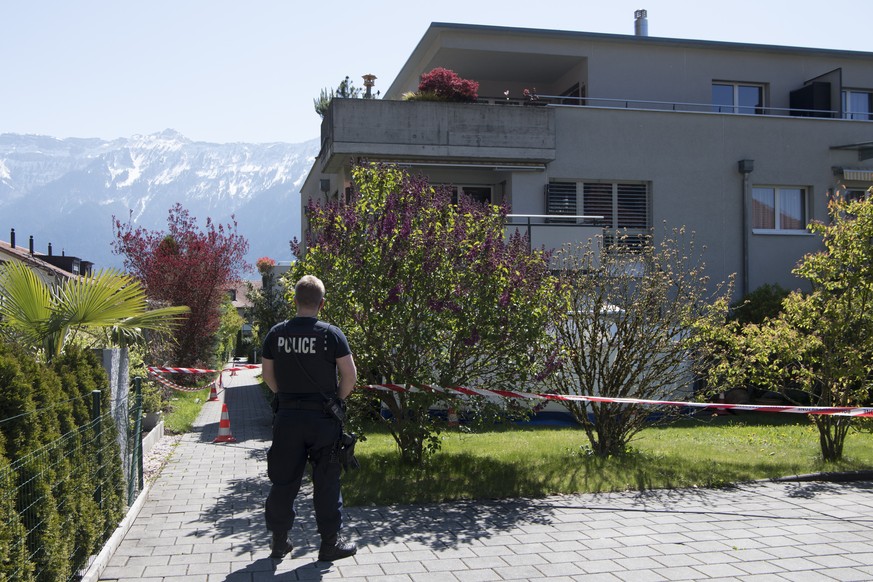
[336,354,357,400]
[262,357,279,393]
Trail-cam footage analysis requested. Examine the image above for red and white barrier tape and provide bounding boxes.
[147,368,219,393]
[156,363,871,418]
[147,364,260,375]
[361,384,873,418]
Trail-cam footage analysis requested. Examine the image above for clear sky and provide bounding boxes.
[2,0,870,145]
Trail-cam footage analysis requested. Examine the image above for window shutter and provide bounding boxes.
[616,183,648,229]
[583,183,614,226]
[545,182,577,217]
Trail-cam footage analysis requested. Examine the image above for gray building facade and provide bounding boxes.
[302,22,873,297]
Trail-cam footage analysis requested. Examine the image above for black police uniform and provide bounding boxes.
[262,317,351,545]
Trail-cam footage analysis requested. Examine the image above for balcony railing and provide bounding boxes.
[505,215,653,262]
[505,214,603,255]
[479,94,861,120]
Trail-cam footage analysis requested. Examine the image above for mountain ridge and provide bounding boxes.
[0,130,318,273]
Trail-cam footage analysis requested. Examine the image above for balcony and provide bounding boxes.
[480,92,867,120]
[319,99,557,172]
[505,214,603,256]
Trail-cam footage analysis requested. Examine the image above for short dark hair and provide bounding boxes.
[295,275,325,309]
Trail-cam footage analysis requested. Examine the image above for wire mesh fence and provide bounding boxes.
[0,379,143,581]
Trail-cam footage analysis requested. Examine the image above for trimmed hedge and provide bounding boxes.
[0,344,125,581]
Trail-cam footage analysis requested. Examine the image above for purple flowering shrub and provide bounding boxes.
[290,164,562,463]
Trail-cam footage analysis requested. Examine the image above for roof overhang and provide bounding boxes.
[831,141,873,162]
[394,160,546,172]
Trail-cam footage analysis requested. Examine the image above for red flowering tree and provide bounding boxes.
[291,163,562,463]
[412,67,479,102]
[113,204,250,367]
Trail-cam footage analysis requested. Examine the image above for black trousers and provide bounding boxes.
[264,409,343,541]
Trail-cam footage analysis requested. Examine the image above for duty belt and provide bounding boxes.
[277,400,324,411]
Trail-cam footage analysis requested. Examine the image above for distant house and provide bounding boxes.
[226,279,260,338]
[0,229,85,285]
[301,17,873,298]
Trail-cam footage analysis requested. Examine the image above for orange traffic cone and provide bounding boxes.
[213,403,237,443]
[207,377,220,401]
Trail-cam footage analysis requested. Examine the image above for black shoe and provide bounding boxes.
[318,537,357,562]
[269,532,292,559]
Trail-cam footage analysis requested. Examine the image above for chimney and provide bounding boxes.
[48,242,53,256]
[29,235,34,255]
[634,9,648,36]
[10,228,14,248]
[362,74,377,99]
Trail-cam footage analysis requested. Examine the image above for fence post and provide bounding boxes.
[128,377,144,504]
[91,389,103,509]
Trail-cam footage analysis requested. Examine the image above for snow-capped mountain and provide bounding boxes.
[0,130,318,272]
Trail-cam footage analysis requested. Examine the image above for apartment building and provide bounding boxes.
[301,17,873,296]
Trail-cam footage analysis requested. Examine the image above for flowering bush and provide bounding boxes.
[413,67,479,103]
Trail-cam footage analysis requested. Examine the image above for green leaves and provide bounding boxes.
[0,262,188,360]
[705,191,873,461]
[292,163,562,461]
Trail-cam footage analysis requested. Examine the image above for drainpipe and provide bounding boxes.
[738,159,755,296]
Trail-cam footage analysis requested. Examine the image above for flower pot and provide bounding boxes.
[143,411,163,431]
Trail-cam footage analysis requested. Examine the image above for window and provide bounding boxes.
[842,90,873,120]
[544,182,577,222]
[843,188,871,203]
[712,82,764,114]
[445,185,492,205]
[546,181,650,229]
[752,187,808,231]
[583,182,649,229]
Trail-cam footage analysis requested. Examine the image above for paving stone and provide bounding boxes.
[95,367,873,581]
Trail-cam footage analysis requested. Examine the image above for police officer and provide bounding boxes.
[262,275,357,561]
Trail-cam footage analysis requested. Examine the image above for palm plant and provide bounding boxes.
[0,261,189,360]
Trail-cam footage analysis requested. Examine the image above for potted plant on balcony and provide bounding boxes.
[403,67,479,103]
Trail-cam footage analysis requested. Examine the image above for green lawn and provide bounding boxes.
[162,386,213,434]
[343,414,873,506]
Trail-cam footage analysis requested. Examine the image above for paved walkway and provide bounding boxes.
[100,367,873,581]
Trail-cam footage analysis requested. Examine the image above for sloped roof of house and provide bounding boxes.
[0,239,75,282]
[228,279,261,310]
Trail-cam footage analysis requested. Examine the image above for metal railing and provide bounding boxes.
[506,213,604,225]
[479,94,869,120]
[505,215,653,256]
[505,214,605,253]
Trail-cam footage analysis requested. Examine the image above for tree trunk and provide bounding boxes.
[815,415,848,462]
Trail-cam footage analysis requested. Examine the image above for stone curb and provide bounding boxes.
[769,469,873,483]
[79,479,154,582]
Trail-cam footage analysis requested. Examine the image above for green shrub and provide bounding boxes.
[141,384,165,414]
[0,344,124,580]
[0,452,33,581]
[729,283,790,325]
